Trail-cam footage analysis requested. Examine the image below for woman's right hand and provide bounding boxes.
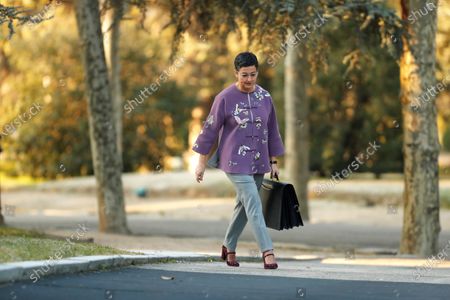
[195,162,206,183]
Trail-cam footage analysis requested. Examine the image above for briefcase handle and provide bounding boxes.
[270,171,280,181]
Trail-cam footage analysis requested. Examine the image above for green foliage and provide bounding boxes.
[1,12,91,178]
[0,1,60,39]
[0,9,196,178]
[162,0,403,68]
[122,81,196,171]
[443,127,450,152]
[322,0,403,61]
[270,18,403,176]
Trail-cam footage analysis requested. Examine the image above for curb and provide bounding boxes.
[0,250,330,285]
[0,252,209,285]
[4,251,449,286]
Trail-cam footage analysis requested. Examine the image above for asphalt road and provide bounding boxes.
[1,265,450,300]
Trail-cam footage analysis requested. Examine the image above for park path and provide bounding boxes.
[3,170,450,257]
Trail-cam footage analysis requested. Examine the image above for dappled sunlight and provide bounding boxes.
[322,257,450,268]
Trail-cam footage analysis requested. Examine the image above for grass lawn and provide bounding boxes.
[0,226,139,263]
[0,171,44,189]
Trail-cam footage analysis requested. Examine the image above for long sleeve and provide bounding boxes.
[267,99,285,157]
[192,95,226,155]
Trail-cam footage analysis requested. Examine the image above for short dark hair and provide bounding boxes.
[234,52,258,71]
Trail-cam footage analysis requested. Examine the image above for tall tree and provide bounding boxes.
[399,0,440,256]
[103,0,127,158]
[284,31,311,221]
[75,0,129,233]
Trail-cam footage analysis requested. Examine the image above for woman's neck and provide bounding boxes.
[235,82,255,93]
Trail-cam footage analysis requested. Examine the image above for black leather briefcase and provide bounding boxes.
[259,175,304,230]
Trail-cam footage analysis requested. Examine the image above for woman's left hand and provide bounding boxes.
[270,164,280,180]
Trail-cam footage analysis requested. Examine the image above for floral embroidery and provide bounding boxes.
[193,143,199,149]
[228,160,238,167]
[254,86,270,101]
[204,115,214,128]
[255,152,261,160]
[238,145,251,156]
[234,116,250,128]
[199,129,204,134]
[233,104,246,116]
[262,129,268,144]
[255,116,262,129]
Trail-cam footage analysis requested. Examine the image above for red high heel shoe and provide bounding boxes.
[262,250,278,269]
[221,245,239,267]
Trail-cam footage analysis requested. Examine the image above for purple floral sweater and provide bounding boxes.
[192,83,285,174]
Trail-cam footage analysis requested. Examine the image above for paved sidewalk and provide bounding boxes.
[140,256,450,285]
[4,248,450,285]
[1,250,450,300]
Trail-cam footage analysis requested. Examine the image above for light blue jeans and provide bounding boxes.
[223,173,273,253]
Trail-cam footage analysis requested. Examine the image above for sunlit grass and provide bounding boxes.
[0,171,45,189]
[0,227,138,263]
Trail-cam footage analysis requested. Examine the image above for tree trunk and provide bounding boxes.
[399,0,440,256]
[103,0,126,158]
[284,31,310,221]
[75,0,129,233]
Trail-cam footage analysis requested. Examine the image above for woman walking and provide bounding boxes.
[192,52,285,269]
